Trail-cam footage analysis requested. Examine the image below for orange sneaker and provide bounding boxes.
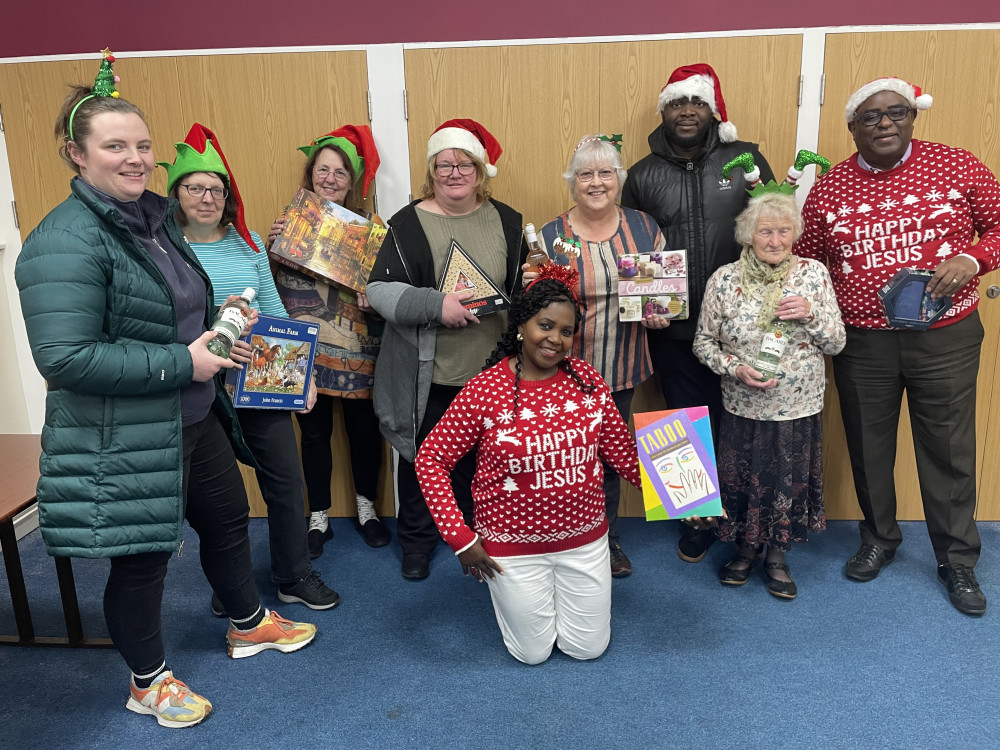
[226,609,317,659]
[125,671,212,729]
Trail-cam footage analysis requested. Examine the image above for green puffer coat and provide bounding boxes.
[15,178,254,558]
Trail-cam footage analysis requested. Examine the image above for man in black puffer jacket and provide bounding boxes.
[621,63,774,563]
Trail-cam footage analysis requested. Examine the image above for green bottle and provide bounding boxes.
[753,318,789,381]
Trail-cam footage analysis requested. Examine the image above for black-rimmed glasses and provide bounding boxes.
[857,105,914,127]
[179,184,228,200]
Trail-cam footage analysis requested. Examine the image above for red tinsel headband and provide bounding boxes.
[524,262,581,302]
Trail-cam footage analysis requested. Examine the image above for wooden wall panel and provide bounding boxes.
[818,30,1000,521]
[599,36,802,180]
[403,44,602,230]
[0,50,393,519]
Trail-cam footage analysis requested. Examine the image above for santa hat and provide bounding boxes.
[298,124,381,198]
[426,119,502,178]
[157,123,261,252]
[844,77,933,122]
[657,63,737,143]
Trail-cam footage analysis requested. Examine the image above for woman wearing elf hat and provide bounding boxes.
[693,152,845,599]
[268,125,391,555]
[14,50,316,729]
[527,134,672,580]
[367,118,529,581]
[160,123,340,614]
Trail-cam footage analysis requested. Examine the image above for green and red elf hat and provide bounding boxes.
[157,123,261,252]
[298,124,381,198]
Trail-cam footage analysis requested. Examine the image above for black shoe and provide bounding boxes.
[210,591,226,618]
[401,553,430,580]
[277,569,341,610]
[307,524,333,560]
[610,544,632,578]
[678,525,715,563]
[355,518,391,548]
[719,552,761,586]
[937,563,987,616]
[845,544,895,581]
[761,561,797,600]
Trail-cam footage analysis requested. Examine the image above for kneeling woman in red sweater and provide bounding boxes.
[415,265,641,664]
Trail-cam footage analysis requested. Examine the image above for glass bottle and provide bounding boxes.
[207,287,256,358]
[524,224,548,268]
[753,318,788,381]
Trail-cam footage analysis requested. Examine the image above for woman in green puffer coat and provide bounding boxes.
[14,54,316,729]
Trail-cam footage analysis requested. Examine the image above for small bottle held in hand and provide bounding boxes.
[753,318,788,381]
[207,287,256,358]
[524,224,548,269]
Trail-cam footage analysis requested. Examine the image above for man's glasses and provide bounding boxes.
[179,184,228,200]
[857,105,914,127]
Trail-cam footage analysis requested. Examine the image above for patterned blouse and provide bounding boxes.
[693,256,846,421]
[539,206,664,392]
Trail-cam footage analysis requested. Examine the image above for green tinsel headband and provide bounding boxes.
[68,48,121,142]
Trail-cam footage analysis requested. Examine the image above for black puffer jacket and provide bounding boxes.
[621,120,774,340]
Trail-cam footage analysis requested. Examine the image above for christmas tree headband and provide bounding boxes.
[721,149,831,196]
[298,125,381,198]
[68,48,121,142]
[525,262,581,302]
[574,134,623,154]
[157,123,261,253]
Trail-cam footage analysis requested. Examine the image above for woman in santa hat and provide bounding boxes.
[367,119,529,581]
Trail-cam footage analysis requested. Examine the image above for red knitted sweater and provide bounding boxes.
[415,357,640,558]
[797,140,1000,329]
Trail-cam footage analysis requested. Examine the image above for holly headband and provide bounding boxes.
[573,134,623,154]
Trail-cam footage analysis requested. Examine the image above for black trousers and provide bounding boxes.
[103,410,259,675]
[396,384,476,555]
[832,313,983,567]
[296,393,384,508]
[235,408,311,584]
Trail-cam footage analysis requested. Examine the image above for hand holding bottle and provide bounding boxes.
[735,364,777,390]
[776,295,811,321]
[189,331,237,382]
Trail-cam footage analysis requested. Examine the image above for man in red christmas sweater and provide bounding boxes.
[797,77,1000,616]
[415,267,641,664]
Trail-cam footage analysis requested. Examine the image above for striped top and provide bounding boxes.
[188,225,288,317]
[539,207,663,391]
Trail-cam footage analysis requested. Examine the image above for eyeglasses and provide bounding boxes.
[756,227,794,239]
[576,168,617,183]
[179,184,228,200]
[857,105,914,127]
[434,162,477,177]
[314,166,351,183]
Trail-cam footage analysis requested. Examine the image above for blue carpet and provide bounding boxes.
[2,517,998,749]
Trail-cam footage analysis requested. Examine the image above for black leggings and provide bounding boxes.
[296,393,384,507]
[103,410,259,675]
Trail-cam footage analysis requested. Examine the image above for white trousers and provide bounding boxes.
[485,534,611,665]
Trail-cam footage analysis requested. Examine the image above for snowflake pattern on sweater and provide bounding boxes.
[796,140,1000,329]
[415,357,641,558]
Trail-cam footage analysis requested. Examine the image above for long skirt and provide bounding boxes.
[715,410,826,550]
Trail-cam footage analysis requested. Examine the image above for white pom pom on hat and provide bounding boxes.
[657,63,737,143]
[426,119,503,178]
[844,77,933,122]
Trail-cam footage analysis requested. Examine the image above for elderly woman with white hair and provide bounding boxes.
[693,190,845,599]
[531,134,671,578]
